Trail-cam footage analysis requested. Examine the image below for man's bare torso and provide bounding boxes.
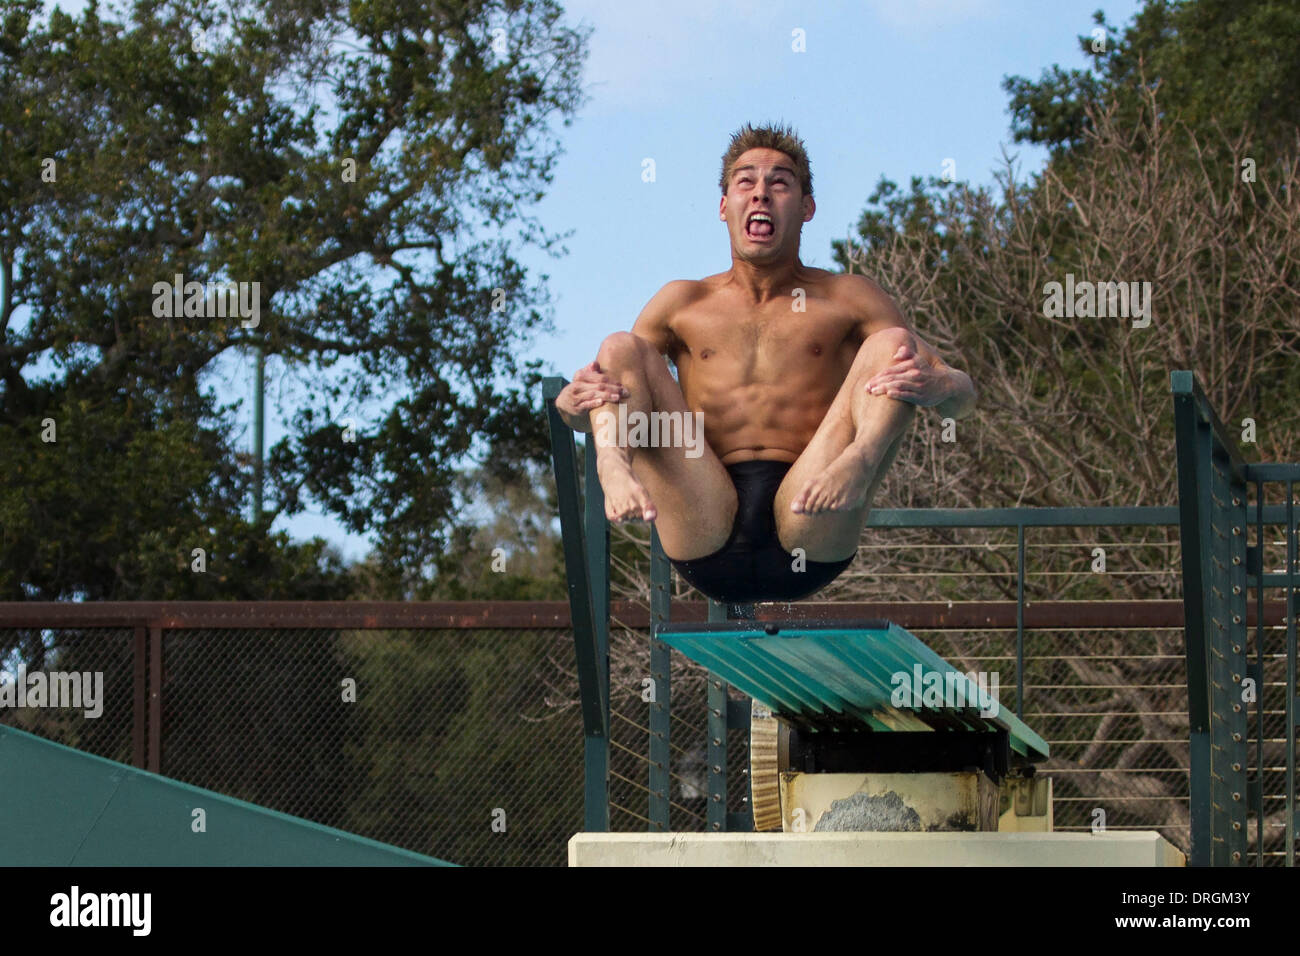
[659,267,871,465]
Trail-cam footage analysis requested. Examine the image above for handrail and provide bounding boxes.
[1172,369,1297,867]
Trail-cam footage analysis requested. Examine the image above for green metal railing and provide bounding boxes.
[542,378,611,832]
[1172,370,1298,867]
[544,372,1298,864]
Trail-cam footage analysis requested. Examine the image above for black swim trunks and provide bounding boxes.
[668,460,855,604]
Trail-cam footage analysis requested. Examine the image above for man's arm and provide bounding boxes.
[846,275,977,419]
[555,281,689,432]
[556,362,625,433]
[630,280,691,354]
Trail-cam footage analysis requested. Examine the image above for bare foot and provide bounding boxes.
[790,445,875,514]
[597,454,658,523]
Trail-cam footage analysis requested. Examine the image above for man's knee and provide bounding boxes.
[598,330,654,368]
[860,325,918,361]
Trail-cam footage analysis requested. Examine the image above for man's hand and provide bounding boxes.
[864,344,954,407]
[555,360,628,432]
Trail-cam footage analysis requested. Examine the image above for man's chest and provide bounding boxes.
[669,305,860,367]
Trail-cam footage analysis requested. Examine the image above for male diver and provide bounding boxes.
[554,123,975,603]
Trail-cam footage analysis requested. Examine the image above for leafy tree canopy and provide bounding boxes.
[1003,0,1300,159]
[0,0,590,601]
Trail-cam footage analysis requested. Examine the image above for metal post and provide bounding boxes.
[132,624,147,769]
[649,528,671,831]
[1172,373,1214,866]
[542,378,609,832]
[584,437,611,833]
[1254,478,1265,865]
[1172,372,1253,865]
[1287,483,1296,867]
[148,625,162,773]
[1016,522,1025,720]
[706,599,729,832]
[253,345,264,525]
[1216,452,1249,864]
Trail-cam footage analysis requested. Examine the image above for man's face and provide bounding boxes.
[719,147,815,261]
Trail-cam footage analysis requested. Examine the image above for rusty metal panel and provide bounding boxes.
[8,598,1285,631]
[133,625,147,769]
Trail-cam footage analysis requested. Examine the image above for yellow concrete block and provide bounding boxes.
[999,775,1053,832]
[780,771,1000,832]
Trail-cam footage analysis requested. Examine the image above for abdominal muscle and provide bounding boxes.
[684,371,840,465]
[668,283,861,465]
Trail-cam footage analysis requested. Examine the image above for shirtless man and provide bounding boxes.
[554,123,976,604]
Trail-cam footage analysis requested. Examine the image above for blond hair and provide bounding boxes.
[719,122,813,198]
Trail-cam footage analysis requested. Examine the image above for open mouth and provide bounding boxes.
[745,212,775,239]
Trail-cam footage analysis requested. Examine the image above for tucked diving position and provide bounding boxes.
[555,123,976,603]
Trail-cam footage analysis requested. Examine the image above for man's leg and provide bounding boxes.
[590,332,738,561]
[774,326,918,562]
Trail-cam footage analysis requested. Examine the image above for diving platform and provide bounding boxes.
[656,618,1049,763]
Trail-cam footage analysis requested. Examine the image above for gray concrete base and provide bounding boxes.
[569,831,1185,867]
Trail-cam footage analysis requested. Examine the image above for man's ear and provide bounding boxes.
[719,195,727,220]
[803,195,815,222]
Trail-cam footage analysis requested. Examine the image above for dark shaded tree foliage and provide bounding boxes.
[0,0,588,608]
[345,458,567,599]
[1003,0,1300,159]
[0,0,589,867]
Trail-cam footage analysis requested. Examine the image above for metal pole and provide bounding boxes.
[585,438,611,833]
[649,529,671,831]
[706,599,728,832]
[1172,374,1214,866]
[541,378,608,831]
[148,625,163,774]
[1287,483,1296,867]
[253,345,264,524]
[1016,523,1025,720]
[132,625,146,769]
[1255,478,1265,865]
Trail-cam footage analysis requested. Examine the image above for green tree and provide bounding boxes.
[0,0,588,606]
[1003,0,1300,159]
[339,626,582,864]
[344,459,568,599]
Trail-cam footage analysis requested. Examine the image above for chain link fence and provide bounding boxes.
[2,622,581,866]
[602,520,1289,863]
[3,539,1290,864]
[0,626,139,765]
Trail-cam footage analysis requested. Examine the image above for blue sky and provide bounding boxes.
[534,0,1144,374]
[47,0,1147,562]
